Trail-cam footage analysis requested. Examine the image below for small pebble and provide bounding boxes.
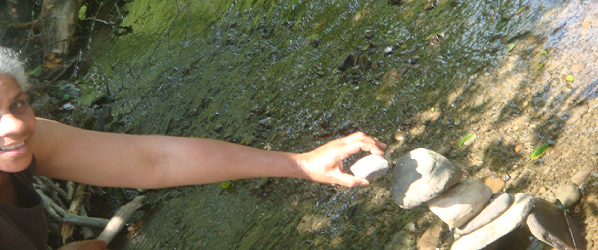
[554,182,581,207]
[483,176,506,193]
[454,118,460,125]
[404,222,416,232]
[384,46,393,55]
[394,130,408,142]
[417,220,444,249]
[591,144,598,155]
[571,166,592,186]
[364,29,375,39]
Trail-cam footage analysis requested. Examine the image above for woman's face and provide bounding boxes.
[0,74,36,173]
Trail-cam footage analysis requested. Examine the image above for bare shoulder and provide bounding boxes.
[32,118,78,168]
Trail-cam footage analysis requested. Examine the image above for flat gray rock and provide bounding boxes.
[527,199,586,250]
[453,193,513,235]
[428,179,493,228]
[392,148,463,209]
[350,154,389,182]
[450,193,535,250]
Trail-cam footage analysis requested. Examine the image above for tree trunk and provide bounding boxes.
[40,0,83,57]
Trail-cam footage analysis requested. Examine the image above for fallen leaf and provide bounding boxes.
[507,43,517,52]
[530,143,551,160]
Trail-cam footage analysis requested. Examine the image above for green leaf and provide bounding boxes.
[220,182,231,189]
[458,134,475,147]
[530,143,551,160]
[539,48,548,56]
[535,63,544,71]
[507,42,517,52]
[566,75,574,82]
[78,5,87,20]
[29,66,43,77]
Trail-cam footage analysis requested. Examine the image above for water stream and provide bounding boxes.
[79,0,598,248]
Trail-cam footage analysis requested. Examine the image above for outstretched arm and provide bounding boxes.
[32,118,386,188]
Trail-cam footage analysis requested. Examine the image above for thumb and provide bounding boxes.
[91,239,108,249]
[336,174,370,188]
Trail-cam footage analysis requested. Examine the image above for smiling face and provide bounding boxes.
[0,74,36,173]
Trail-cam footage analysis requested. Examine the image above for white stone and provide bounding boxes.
[450,193,535,250]
[392,148,463,209]
[350,155,389,182]
[428,179,493,228]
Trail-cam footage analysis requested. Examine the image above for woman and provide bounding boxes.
[0,46,386,250]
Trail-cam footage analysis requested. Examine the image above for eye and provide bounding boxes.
[10,100,26,110]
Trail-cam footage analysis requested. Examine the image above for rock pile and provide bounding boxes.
[387,148,586,250]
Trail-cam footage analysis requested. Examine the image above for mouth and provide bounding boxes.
[0,141,25,151]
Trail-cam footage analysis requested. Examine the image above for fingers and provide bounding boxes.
[336,132,386,159]
[93,240,108,249]
[334,172,370,187]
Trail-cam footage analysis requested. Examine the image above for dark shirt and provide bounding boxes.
[0,157,48,250]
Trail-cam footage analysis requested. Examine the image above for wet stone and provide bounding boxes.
[428,179,493,228]
[350,155,389,182]
[453,193,513,235]
[364,29,375,39]
[385,231,416,250]
[526,199,586,250]
[483,176,506,193]
[571,166,593,186]
[450,193,535,250]
[554,182,581,208]
[392,148,463,209]
[337,51,358,71]
[393,130,408,143]
[417,220,444,250]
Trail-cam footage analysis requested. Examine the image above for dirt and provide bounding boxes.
[65,0,598,249]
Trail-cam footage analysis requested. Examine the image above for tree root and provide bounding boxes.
[33,177,146,245]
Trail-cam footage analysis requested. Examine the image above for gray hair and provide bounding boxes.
[0,46,30,91]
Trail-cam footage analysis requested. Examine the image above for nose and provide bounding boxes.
[0,113,27,138]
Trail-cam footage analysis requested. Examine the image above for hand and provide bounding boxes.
[297,132,386,187]
[58,240,108,250]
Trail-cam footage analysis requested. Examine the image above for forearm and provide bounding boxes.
[150,137,304,187]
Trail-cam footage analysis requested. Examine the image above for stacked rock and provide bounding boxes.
[386,148,585,250]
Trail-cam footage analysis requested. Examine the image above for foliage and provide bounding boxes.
[530,143,551,160]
